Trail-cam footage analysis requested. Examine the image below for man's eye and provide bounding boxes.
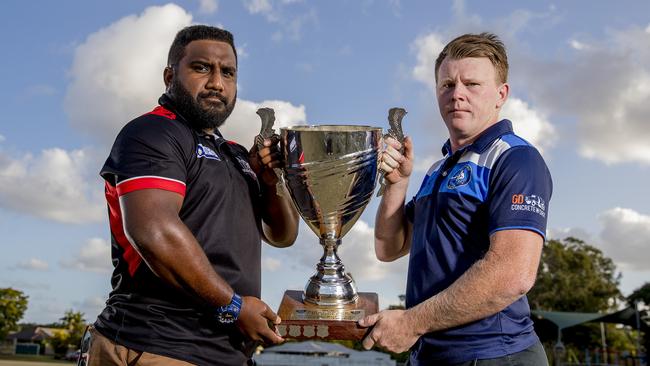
[194,64,209,73]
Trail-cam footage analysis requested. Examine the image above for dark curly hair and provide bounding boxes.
[167,25,237,66]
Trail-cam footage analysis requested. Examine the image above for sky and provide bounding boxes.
[1,0,649,324]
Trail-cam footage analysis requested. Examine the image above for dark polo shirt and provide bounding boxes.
[95,95,261,365]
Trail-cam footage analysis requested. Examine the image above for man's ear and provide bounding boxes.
[163,66,173,90]
[496,82,510,109]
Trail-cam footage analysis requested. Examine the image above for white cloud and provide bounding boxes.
[15,258,49,271]
[198,0,218,14]
[61,238,113,273]
[64,4,193,146]
[237,44,249,59]
[413,154,440,173]
[244,0,272,15]
[546,227,595,242]
[501,98,556,154]
[411,33,445,93]
[242,0,315,41]
[551,208,650,272]
[598,207,650,271]
[220,99,306,145]
[64,3,305,151]
[263,257,282,272]
[0,135,5,142]
[410,11,648,166]
[337,220,409,282]
[569,39,590,51]
[0,147,105,223]
[522,24,650,165]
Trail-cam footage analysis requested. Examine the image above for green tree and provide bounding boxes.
[528,237,622,312]
[0,288,28,339]
[47,310,86,358]
[628,283,650,308]
[528,237,632,358]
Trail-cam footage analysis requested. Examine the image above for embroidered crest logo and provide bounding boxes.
[236,157,258,181]
[196,144,221,160]
[447,165,471,189]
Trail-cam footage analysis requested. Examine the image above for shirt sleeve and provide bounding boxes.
[405,197,416,224]
[487,146,552,239]
[100,116,191,197]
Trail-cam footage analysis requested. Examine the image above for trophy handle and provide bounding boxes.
[377,107,407,196]
[255,107,286,197]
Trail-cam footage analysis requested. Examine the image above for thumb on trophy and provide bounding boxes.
[358,313,379,328]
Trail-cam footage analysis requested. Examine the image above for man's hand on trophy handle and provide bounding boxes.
[378,136,414,197]
[377,136,412,196]
[255,137,286,197]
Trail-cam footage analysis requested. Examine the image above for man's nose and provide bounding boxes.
[451,84,466,101]
[206,71,224,91]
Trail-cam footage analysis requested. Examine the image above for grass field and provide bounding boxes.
[0,354,73,365]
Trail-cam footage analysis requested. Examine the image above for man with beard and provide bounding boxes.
[87,25,299,365]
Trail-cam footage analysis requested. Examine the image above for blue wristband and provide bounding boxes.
[215,293,242,324]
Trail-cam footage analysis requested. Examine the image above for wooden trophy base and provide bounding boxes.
[276,290,378,341]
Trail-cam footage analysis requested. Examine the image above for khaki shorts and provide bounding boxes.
[85,326,195,366]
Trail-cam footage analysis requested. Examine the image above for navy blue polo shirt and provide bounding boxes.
[405,119,552,364]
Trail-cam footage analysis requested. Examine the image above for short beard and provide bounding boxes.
[168,79,236,131]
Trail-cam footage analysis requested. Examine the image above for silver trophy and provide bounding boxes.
[280,125,382,307]
[256,108,406,340]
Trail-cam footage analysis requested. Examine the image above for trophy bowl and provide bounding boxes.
[280,125,382,308]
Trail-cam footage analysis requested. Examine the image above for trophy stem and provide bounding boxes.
[303,238,359,307]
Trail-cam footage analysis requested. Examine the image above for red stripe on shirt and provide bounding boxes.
[105,182,142,277]
[116,176,186,197]
[145,105,176,120]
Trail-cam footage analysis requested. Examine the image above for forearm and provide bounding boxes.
[374,179,411,261]
[128,219,234,307]
[407,249,530,334]
[260,182,299,247]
